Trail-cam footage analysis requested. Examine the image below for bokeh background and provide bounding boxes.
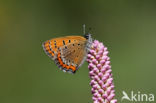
[0,0,156,103]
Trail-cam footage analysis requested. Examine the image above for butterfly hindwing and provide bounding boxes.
[59,41,87,70]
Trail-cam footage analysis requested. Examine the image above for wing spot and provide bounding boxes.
[78,44,80,46]
[73,44,75,46]
[65,46,67,49]
[63,40,65,45]
[69,40,71,43]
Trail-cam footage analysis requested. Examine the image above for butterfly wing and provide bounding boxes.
[42,36,88,73]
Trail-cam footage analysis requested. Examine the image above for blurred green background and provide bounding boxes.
[0,0,156,103]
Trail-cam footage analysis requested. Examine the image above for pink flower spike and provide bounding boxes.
[87,40,117,103]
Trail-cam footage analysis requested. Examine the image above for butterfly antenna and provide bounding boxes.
[83,24,86,35]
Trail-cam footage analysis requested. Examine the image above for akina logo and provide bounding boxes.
[121,91,154,102]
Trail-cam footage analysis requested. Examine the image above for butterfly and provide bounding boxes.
[42,33,92,74]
